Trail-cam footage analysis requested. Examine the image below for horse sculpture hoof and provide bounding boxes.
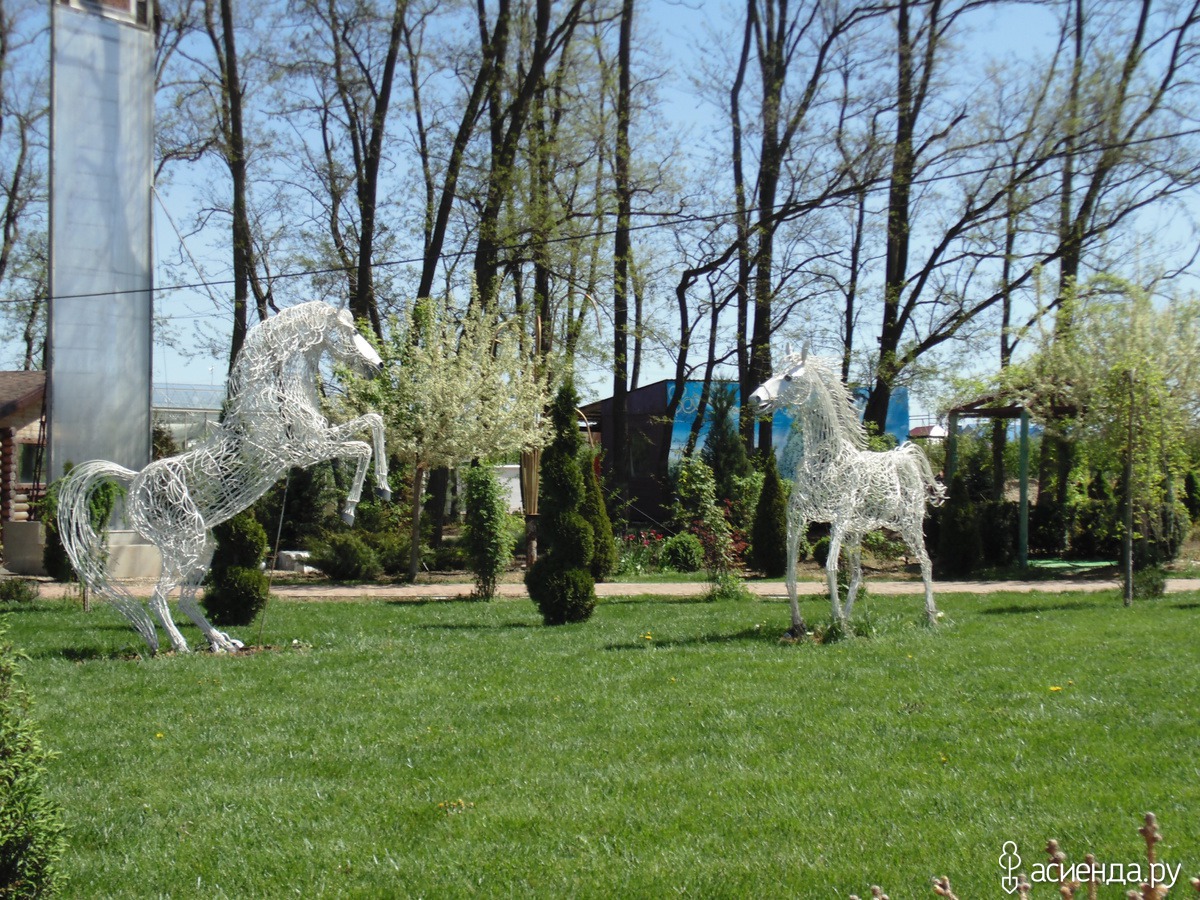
[211,632,245,653]
[341,508,356,526]
[375,486,392,502]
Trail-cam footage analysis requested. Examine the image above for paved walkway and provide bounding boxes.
[27,575,1200,602]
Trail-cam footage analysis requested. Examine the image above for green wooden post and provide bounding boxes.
[1018,407,1030,570]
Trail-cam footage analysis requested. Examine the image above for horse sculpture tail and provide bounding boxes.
[55,461,160,651]
[902,444,945,508]
[904,443,947,507]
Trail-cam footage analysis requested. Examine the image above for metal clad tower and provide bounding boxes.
[47,0,154,480]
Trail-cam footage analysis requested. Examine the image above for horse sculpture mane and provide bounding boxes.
[750,351,944,636]
[784,353,868,451]
[55,301,391,654]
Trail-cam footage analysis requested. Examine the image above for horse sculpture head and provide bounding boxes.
[749,345,812,415]
[324,306,384,378]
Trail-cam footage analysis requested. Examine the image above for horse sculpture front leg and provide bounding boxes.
[825,526,846,628]
[785,510,807,637]
[323,414,390,525]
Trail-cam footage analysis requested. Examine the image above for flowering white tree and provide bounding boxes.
[346,296,550,579]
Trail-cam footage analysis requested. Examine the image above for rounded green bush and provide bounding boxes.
[811,536,831,568]
[0,580,40,604]
[1132,566,1167,600]
[202,565,269,627]
[310,532,382,582]
[662,532,704,572]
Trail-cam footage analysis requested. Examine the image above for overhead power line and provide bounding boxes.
[8,124,1200,314]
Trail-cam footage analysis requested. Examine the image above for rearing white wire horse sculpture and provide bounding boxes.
[56,301,391,654]
[750,349,945,636]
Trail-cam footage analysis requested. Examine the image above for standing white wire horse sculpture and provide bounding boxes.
[56,301,391,654]
[750,349,945,636]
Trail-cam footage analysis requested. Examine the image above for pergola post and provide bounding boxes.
[1018,407,1030,570]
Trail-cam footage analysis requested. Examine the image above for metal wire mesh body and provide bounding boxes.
[56,302,390,653]
[750,352,945,632]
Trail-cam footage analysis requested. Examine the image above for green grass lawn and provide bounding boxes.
[5,587,1199,898]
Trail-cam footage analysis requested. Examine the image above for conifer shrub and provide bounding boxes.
[580,450,617,582]
[977,500,1019,567]
[1184,469,1200,522]
[934,476,983,577]
[749,452,788,577]
[0,624,66,897]
[524,563,595,626]
[462,465,512,600]
[201,511,270,627]
[1030,499,1067,557]
[525,382,596,626]
[699,383,752,514]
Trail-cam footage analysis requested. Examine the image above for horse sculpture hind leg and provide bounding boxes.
[900,517,938,624]
[176,534,244,653]
[825,525,847,627]
[144,507,211,653]
[842,535,865,621]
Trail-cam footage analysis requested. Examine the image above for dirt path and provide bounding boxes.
[25,575,1200,602]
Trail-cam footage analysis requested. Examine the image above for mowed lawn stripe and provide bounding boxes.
[6,588,1198,897]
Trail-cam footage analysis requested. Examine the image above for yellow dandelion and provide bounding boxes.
[155,732,164,739]
[1049,685,1063,692]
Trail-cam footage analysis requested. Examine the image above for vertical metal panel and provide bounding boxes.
[47,3,154,480]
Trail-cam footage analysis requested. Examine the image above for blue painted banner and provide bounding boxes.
[666,381,910,462]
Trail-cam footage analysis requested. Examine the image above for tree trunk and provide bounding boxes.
[611,0,634,493]
[408,465,426,582]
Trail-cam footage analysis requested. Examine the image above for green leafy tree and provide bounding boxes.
[345,295,548,580]
[749,452,788,577]
[1002,276,1200,600]
[672,455,744,600]
[0,624,66,897]
[525,382,596,625]
[462,465,513,600]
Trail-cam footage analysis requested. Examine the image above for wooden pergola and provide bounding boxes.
[943,394,1033,570]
